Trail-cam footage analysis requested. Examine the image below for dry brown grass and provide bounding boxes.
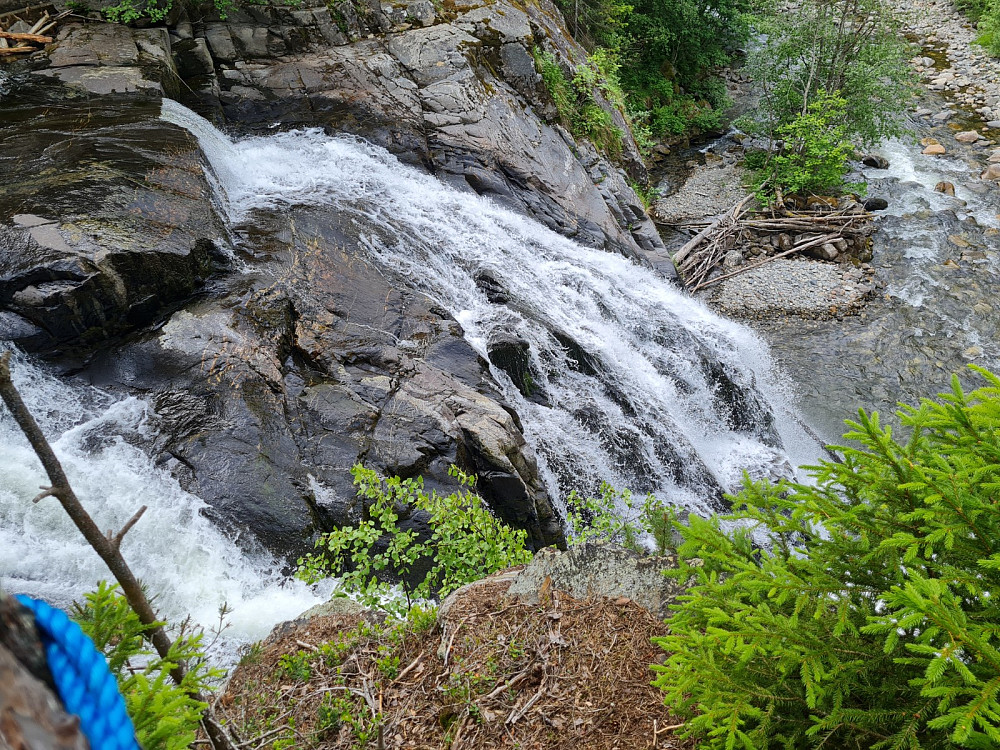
[220,574,693,750]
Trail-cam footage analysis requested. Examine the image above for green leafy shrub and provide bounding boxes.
[72,582,220,750]
[103,0,241,23]
[534,48,625,158]
[297,464,532,616]
[749,90,857,203]
[978,0,1000,55]
[655,367,1000,749]
[566,482,675,554]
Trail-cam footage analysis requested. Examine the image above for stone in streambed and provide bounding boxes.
[956,130,982,143]
[982,164,1000,181]
[864,197,890,211]
[923,144,947,155]
[935,181,956,195]
[862,154,889,169]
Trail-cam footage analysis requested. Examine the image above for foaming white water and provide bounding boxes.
[163,101,816,514]
[866,138,999,228]
[0,347,329,663]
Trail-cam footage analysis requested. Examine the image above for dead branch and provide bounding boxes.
[673,201,872,292]
[107,505,147,551]
[0,352,237,750]
[0,30,51,42]
[691,234,840,292]
[673,193,754,265]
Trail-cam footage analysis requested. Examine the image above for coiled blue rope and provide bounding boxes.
[16,595,140,750]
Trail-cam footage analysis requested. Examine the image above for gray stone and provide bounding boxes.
[297,595,365,620]
[507,543,687,620]
[205,23,237,63]
[723,249,744,270]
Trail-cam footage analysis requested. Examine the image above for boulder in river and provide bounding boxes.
[922,144,947,155]
[955,130,982,143]
[935,181,957,195]
[862,154,889,169]
[864,197,890,211]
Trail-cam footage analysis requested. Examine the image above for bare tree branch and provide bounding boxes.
[0,351,236,750]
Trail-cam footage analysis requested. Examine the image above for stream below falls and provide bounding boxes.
[759,135,1000,441]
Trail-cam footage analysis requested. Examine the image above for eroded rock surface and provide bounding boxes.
[1,0,675,557]
[35,0,670,276]
[0,74,561,557]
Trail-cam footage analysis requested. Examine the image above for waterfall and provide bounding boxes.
[162,100,815,514]
[0,346,331,663]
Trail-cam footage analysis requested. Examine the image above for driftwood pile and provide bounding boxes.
[672,194,874,293]
[0,6,67,57]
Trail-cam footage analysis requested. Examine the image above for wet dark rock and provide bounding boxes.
[0,80,225,355]
[487,336,548,405]
[702,357,780,446]
[864,197,890,211]
[862,154,890,169]
[178,0,673,277]
[0,75,563,558]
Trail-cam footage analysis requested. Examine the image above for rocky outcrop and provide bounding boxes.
[197,0,669,270]
[37,0,671,276]
[1,0,676,557]
[505,543,685,620]
[0,69,563,556]
[0,86,226,352]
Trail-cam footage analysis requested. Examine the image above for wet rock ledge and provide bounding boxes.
[0,0,685,558]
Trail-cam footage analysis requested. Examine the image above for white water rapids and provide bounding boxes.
[0,348,331,662]
[1,100,815,663]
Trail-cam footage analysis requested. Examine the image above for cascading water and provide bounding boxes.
[0,346,331,662]
[161,100,815,514]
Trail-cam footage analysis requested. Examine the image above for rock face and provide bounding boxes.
[165,0,669,272]
[0,85,226,353]
[0,72,561,556]
[506,543,686,620]
[2,0,674,557]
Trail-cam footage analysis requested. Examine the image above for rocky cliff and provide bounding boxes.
[0,0,673,558]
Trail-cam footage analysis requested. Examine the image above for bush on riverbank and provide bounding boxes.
[656,367,1000,749]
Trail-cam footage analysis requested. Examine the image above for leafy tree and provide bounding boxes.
[654,367,1000,749]
[741,0,913,145]
[297,464,532,616]
[750,90,859,202]
[552,0,751,135]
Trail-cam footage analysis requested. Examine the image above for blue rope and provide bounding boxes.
[16,595,140,750]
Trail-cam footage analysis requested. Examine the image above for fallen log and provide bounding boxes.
[27,11,48,33]
[691,234,840,293]
[672,193,754,265]
[0,30,52,42]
